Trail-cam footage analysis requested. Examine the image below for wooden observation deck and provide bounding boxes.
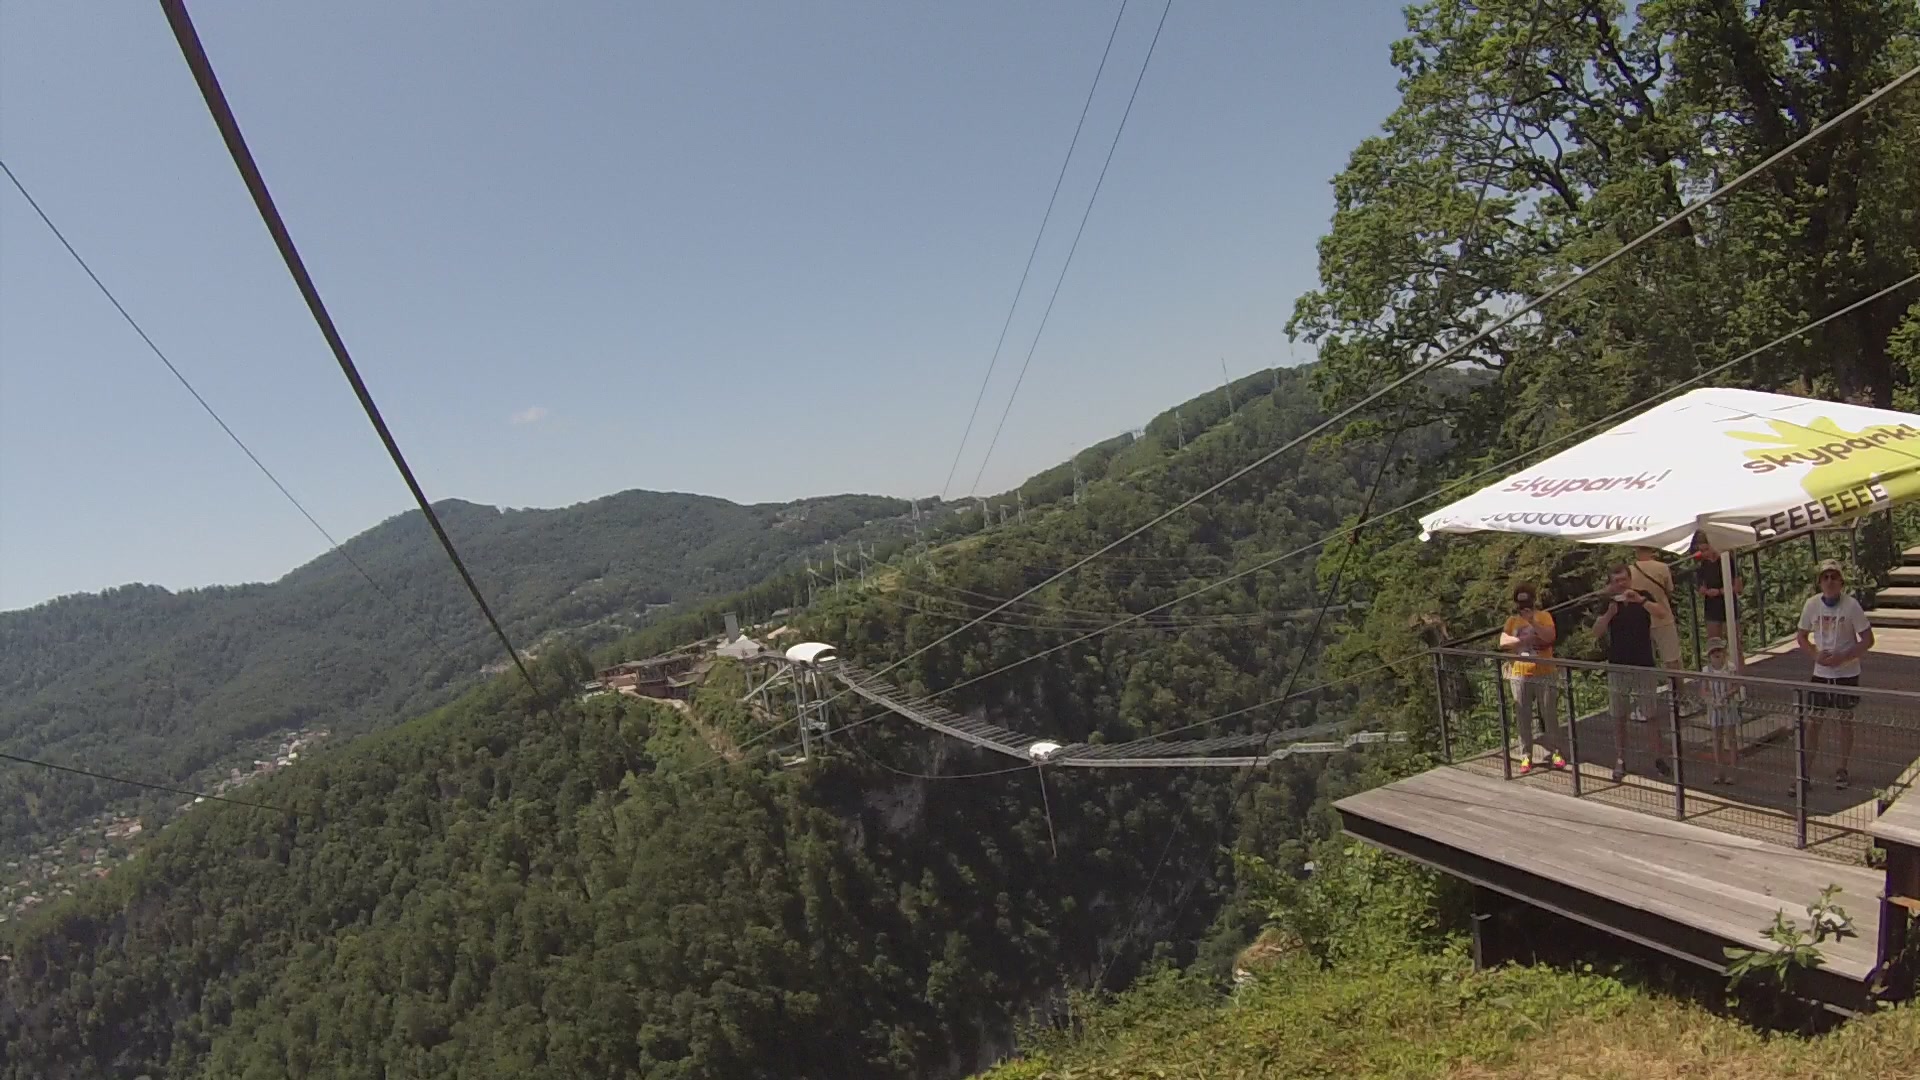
[1337,767,1888,1012]
[1336,627,1920,1014]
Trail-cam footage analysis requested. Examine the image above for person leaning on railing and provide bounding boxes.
[1595,564,1673,784]
[1797,559,1874,791]
[1498,582,1568,775]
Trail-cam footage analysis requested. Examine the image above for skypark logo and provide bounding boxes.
[1738,422,1920,473]
[1486,511,1656,531]
[1501,470,1671,499]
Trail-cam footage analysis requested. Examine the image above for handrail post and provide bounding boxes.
[1794,688,1810,849]
[1432,651,1453,764]
[1688,572,1703,671]
[1668,673,1686,820]
[1497,655,1513,780]
[1563,663,1582,797]
[1751,549,1765,653]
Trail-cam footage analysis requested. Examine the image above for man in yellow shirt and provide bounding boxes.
[1499,583,1567,775]
[1630,546,1683,669]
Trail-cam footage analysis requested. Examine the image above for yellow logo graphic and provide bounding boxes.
[1729,416,1920,538]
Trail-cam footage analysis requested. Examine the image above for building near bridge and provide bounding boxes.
[597,652,706,700]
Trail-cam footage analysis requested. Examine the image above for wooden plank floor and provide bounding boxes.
[1868,787,1920,849]
[1337,767,1882,989]
[1456,751,1876,863]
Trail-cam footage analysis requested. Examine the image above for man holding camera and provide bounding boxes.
[1595,564,1673,783]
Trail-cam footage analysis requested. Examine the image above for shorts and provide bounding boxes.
[1808,675,1861,713]
[1703,598,1728,624]
[1707,704,1742,732]
[1608,668,1660,719]
[1651,622,1682,665]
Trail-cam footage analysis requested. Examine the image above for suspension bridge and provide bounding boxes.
[750,642,1404,768]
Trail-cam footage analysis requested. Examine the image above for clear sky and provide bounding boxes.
[0,1,1407,612]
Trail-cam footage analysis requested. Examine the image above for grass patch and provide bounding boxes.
[982,951,1920,1079]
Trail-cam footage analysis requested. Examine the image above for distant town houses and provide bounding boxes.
[204,727,327,798]
[3,725,330,921]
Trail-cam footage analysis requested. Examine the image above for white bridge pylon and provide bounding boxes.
[770,644,1403,768]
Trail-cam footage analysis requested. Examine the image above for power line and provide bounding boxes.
[687,62,1920,775]
[0,751,289,815]
[966,0,1175,496]
[840,719,1034,780]
[872,592,1270,634]
[157,0,536,691]
[760,266,1920,772]
[1157,584,1617,747]
[1087,407,1408,991]
[819,59,1920,713]
[894,269,1920,708]
[0,158,451,663]
[939,0,1133,500]
[890,577,1279,627]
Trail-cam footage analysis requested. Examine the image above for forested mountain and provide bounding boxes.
[0,489,912,859]
[5,3,1919,1078]
[1,363,1424,1079]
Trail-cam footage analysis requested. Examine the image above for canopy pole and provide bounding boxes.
[1722,549,1743,670]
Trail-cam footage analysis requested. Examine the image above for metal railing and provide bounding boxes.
[1445,523,1900,676]
[1432,646,1920,859]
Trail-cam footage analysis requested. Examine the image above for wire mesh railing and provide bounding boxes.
[1432,647,1920,861]
[1443,515,1911,674]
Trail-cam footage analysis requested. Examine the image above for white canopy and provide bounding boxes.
[784,642,839,666]
[716,635,764,660]
[1420,387,1920,554]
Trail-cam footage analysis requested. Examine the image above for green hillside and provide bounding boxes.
[980,954,1920,1079]
[4,2,1918,1077]
[0,489,912,860]
[0,365,1420,1079]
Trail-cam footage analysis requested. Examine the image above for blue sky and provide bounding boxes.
[0,2,1407,611]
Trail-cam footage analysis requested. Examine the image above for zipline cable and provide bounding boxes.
[0,751,289,815]
[157,0,536,691]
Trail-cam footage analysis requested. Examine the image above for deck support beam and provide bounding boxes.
[1470,885,1515,971]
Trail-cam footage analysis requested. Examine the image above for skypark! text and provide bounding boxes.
[1502,470,1672,499]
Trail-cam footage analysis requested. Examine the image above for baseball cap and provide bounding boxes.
[1817,559,1845,579]
[1705,637,1727,653]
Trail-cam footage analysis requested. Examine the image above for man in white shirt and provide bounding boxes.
[1797,560,1874,790]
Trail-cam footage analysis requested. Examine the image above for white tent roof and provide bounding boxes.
[784,642,838,665]
[1420,388,1920,553]
[716,635,764,660]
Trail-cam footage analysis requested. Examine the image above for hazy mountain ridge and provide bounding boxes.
[0,487,913,860]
